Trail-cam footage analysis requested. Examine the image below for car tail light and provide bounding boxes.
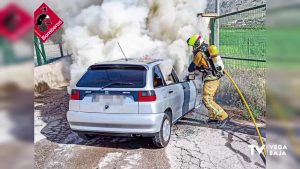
[70,89,81,100]
[138,90,156,102]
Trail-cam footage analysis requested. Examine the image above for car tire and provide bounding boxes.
[152,114,171,148]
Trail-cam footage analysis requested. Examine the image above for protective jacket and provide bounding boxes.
[188,46,220,82]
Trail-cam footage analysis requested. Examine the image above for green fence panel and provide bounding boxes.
[212,5,266,68]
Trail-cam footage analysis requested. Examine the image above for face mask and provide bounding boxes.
[199,43,209,52]
[192,43,206,54]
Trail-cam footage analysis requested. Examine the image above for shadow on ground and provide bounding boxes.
[179,115,266,137]
[35,89,157,149]
[35,88,265,150]
[178,113,266,164]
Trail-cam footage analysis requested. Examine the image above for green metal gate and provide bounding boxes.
[210,4,266,68]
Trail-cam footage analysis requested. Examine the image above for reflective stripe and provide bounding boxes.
[204,96,223,116]
[203,75,219,82]
[202,80,228,120]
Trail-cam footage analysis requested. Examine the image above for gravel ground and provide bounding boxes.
[34,88,265,169]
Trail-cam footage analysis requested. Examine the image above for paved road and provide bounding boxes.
[34,89,265,169]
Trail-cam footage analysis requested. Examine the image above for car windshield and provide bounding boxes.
[76,65,147,88]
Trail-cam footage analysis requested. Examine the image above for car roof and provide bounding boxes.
[93,58,164,67]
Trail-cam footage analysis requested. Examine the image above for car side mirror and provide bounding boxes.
[187,73,195,81]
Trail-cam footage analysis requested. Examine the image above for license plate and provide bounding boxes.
[92,95,124,104]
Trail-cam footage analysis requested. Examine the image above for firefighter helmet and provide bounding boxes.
[187,34,204,49]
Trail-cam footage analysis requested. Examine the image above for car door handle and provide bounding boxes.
[169,91,173,94]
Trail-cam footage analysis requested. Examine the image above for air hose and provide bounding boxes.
[223,69,267,157]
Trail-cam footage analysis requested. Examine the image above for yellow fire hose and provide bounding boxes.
[224,69,267,157]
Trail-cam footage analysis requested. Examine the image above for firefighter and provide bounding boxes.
[187,34,229,128]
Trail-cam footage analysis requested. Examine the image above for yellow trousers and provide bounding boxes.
[203,79,228,121]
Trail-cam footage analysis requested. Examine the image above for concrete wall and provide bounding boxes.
[34,57,71,92]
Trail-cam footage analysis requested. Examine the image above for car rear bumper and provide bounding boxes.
[67,111,164,135]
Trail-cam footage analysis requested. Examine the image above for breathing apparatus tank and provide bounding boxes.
[197,44,224,78]
[208,45,224,77]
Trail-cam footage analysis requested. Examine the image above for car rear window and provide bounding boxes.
[76,65,147,88]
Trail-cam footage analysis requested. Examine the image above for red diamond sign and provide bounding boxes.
[0,3,32,42]
[34,3,63,42]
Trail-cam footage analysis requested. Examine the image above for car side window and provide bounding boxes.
[171,68,180,83]
[153,66,165,88]
[158,64,175,85]
[165,72,176,85]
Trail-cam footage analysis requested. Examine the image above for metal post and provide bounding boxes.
[215,0,220,47]
[34,35,42,65]
[59,43,64,57]
[39,38,47,63]
[248,38,251,56]
[210,18,215,45]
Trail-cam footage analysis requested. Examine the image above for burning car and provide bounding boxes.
[67,58,200,147]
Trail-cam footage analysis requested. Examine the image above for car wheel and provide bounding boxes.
[152,114,171,148]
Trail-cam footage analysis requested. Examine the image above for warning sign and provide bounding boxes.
[34,3,63,42]
[0,3,32,42]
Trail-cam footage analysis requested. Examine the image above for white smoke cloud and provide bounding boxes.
[62,0,208,87]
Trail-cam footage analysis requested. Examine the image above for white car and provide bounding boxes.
[67,59,200,147]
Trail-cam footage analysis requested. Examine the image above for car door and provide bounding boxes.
[170,69,191,116]
[187,80,198,110]
[152,65,168,113]
[159,67,184,121]
[158,65,184,122]
[171,69,198,116]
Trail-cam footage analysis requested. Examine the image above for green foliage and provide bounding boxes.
[242,104,263,120]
